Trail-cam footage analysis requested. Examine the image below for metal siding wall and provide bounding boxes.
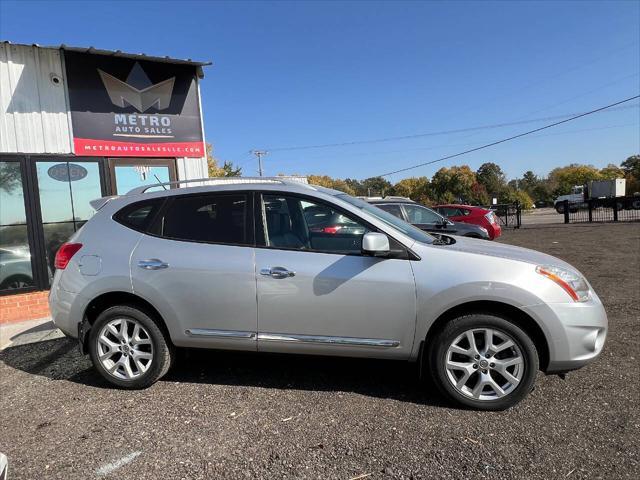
[0,44,72,154]
[177,156,208,180]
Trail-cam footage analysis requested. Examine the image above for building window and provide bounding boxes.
[0,161,35,292]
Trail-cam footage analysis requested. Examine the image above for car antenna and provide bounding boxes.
[153,173,168,190]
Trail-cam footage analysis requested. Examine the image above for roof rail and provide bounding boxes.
[126,176,311,196]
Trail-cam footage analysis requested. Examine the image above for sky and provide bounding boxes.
[1,0,639,182]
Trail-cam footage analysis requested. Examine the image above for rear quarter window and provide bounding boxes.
[114,199,164,232]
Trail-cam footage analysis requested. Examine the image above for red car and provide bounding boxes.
[434,204,502,240]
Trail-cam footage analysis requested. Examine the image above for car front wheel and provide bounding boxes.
[88,305,173,389]
[428,314,539,410]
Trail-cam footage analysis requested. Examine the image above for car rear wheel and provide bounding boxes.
[89,305,173,389]
[428,314,538,410]
[555,203,564,214]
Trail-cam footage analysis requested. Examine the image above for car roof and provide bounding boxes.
[90,178,346,210]
[435,204,488,211]
[363,197,416,204]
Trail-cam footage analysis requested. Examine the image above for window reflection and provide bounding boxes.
[114,165,171,194]
[36,161,103,274]
[0,162,34,291]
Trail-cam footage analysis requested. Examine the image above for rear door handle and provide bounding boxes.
[138,259,169,270]
[260,266,295,279]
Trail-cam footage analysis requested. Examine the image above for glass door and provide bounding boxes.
[35,160,103,273]
[108,158,177,195]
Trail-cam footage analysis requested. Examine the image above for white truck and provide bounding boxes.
[554,179,626,214]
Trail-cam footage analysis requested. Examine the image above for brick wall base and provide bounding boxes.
[0,291,51,324]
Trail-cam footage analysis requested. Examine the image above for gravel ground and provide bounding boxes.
[1,223,639,480]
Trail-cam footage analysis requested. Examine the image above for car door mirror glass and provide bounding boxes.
[362,232,390,256]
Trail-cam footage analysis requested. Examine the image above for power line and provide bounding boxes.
[262,104,638,153]
[376,95,640,177]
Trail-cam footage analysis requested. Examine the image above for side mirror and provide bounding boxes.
[362,232,390,257]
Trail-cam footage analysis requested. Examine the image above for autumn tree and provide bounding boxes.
[206,143,242,177]
[393,177,431,204]
[307,175,355,195]
[599,164,625,180]
[547,164,601,196]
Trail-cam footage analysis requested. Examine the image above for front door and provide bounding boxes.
[401,203,459,234]
[255,193,416,359]
[109,158,177,195]
[130,191,257,350]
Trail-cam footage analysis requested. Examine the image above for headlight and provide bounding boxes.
[536,265,590,302]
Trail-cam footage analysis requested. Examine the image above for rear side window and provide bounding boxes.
[114,199,164,232]
[375,203,404,219]
[161,193,250,245]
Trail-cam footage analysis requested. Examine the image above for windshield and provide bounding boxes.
[336,194,435,244]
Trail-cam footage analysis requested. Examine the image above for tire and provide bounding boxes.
[88,305,174,389]
[427,314,538,411]
[555,203,564,214]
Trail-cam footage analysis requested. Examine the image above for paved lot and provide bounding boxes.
[521,207,564,226]
[1,223,639,479]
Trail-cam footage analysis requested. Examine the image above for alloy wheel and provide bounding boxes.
[97,318,154,380]
[444,328,524,401]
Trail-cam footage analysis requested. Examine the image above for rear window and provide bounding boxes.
[114,199,164,232]
[161,193,250,245]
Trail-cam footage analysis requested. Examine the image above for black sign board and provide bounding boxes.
[64,51,204,157]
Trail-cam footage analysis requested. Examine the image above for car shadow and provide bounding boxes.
[0,337,449,407]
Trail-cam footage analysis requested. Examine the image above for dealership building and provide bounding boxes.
[0,42,210,323]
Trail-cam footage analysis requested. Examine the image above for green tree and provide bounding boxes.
[476,162,506,196]
[393,177,431,204]
[207,143,242,177]
[362,176,393,197]
[431,165,476,203]
[499,187,534,209]
[547,164,601,196]
[621,155,640,194]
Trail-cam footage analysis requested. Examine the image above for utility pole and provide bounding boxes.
[251,150,268,177]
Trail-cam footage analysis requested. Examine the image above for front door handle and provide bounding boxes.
[260,266,295,279]
[138,259,169,270]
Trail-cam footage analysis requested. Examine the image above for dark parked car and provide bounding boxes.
[363,197,490,239]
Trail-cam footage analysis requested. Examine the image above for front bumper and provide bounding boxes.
[522,296,608,374]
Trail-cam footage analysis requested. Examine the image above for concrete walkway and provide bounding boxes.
[0,318,65,350]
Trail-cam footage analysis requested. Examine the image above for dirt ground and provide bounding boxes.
[1,222,639,479]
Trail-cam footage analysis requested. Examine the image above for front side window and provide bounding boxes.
[161,194,250,245]
[403,204,443,224]
[336,194,435,244]
[262,194,368,254]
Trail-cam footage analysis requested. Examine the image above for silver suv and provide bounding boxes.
[49,178,608,410]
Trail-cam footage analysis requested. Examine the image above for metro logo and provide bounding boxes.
[98,63,175,113]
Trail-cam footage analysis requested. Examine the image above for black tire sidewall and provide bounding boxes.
[429,314,539,411]
[88,305,172,389]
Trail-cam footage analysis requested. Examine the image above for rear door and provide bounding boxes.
[130,192,258,350]
[255,193,417,359]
